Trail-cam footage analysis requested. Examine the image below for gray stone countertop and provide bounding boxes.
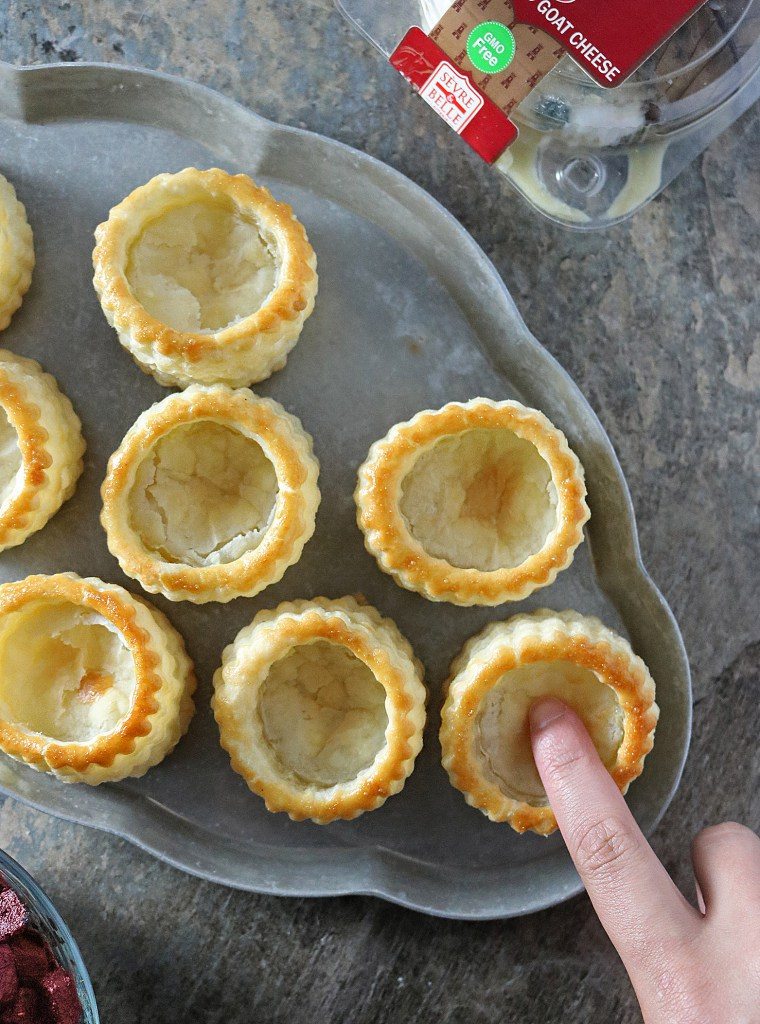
[0,2,758,1021]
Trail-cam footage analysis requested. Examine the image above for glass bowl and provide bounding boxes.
[0,847,99,1023]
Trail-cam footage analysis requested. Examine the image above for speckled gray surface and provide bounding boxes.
[0,2,757,1022]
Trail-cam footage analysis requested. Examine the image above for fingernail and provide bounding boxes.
[529,697,568,733]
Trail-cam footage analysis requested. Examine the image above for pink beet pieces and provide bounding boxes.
[3,986,47,1023]
[0,893,27,941]
[41,971,80,1024]
[0,884,82,1024]
[6,935,51,985]
[0,946,17,1006]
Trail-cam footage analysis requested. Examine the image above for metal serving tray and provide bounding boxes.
[0,60,691,919]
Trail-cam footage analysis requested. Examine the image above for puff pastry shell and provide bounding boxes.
[440,609,658,835]
[213,597,426,823]
[101,385,320,604]
[0,174,34,332]
[0,350,85,552]
[0,574,195,785]
[92,167,318,388]
[356,399,589,606]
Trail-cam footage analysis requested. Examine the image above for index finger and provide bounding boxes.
[530,698,695,957]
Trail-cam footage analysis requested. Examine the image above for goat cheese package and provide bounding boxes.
[385,0,706,161]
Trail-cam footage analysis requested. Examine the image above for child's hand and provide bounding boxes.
[530,698,760,1024]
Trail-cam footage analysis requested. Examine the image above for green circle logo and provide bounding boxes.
[467,21,516,75]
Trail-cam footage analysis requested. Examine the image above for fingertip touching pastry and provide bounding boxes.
[355,399,589,606]
[0,574,196,785]
[0,174,34,332]
[92,167,318,388]
[440,609,658,835]
[212,597,427,823]
[101,385,320,604]
[0,350,85,553]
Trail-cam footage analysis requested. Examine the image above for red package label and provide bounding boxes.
[391,28,519,162]
[510,0,707,85]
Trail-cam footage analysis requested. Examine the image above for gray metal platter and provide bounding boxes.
[0,60,691,920]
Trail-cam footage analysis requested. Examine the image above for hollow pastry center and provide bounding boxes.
[126,199,277,332]
[0,601,135,742]
[0,408,21,511]
[399,428,558,572]
[259,641,389,788]
[476,660,624,803]
[128,421,278,568]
